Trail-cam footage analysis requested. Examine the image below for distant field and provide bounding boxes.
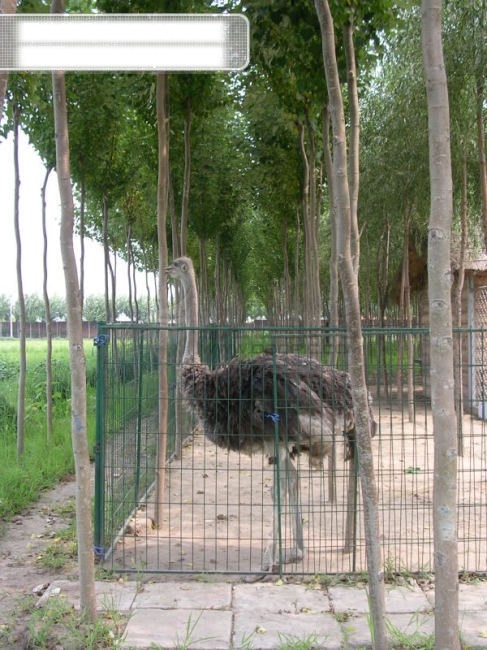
[0,339,97,519]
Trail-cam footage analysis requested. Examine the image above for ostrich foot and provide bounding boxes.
[261,545,304,572]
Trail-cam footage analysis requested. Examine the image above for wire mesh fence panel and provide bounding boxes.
[94,325,487,577]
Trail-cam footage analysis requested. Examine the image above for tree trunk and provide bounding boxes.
[79,175,86,312]
[476,72,487,252]
[215,237,224,326]
[282,220,292,325]
[180,97,192,256]
[102,196,111,322]
[403,214,415,423]
[421,2,460,647]
[343,21,360,276]
[41,166,54,443]
[144,263,152,323]
[155,72,169,527]
[305,111,322,357]
[323,105,340,365]
[169,171,180,259]
[396,226,407,396]
[377,219,391,399]
[314,2,387,647]
[199,238,209,324]
[454,152,468,455]
[175,97,192,458]
[0,0,16,125]
[132,256,140,323]
[299,121,310,327]
[299,120,321,359]
[294,207,301,327]
[127,226,134,321]
[51,0,96,621]
[110,254,117,321]
[13,103,26,459]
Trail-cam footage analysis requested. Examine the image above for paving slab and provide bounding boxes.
[424,581,487,611]
[330,583,431,616]
[460,611,487,649]
[36,579,487,649]
[384,584,431,613]
[232,610,342,650]
[122,607,233,649]
[40,579,137,612]
[233,582,329,614]
[232,583,340,650]
[329,585,369,614]
[459,582,487,611]
[338,613,372,648]
[134,581,232,610]
[338,611,434,649]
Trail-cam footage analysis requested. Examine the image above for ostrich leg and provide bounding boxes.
[263,447,304,571]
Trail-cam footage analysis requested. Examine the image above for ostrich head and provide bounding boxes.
[166,256,195,286]
[166,256,201,364]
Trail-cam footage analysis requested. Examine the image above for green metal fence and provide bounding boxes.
[94,324,487,576]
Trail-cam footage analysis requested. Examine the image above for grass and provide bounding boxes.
[385,616,435,649]
[0,338,98,520]
[0,592,126,649]
[276,632,324,649]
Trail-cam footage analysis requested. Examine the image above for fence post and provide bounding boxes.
[93,323,109,560]
[135,328,145,504]
[270,339,284,574]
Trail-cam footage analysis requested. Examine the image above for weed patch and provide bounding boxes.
[0,593,126,649]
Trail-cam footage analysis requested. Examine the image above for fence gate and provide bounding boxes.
[94,324,487,577]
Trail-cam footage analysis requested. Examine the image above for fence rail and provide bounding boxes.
[94,324,487,576]
[0,320,99,339]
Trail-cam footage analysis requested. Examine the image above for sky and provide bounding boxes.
[0,127,146,302]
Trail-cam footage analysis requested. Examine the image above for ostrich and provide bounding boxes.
[166,256,376,571]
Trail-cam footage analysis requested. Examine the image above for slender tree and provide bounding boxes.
[314,1,387,647]
[422,1,460,647]
[13,102,26,458]
[155,72,170,527]
[51,0,96,623]
[41,166,54,442]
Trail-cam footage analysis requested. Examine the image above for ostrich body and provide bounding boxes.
[167,256,376,571]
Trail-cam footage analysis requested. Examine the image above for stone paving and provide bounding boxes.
[43,579,487,649]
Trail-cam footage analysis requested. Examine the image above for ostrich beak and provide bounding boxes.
[165,262,175,275]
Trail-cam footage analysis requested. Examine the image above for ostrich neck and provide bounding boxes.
[183,277,200,364]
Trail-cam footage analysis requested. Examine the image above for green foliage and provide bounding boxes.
[83,294,106,322]
[4,0,486,324]
[0,295,11,321]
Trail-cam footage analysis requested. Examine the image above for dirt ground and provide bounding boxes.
[107,406,487,578]
[0,474,81,626]
[1,405,486,624]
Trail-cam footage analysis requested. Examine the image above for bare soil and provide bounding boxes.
[1,404,485,629]
[108,407,487,577]
[0,474,80,626]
